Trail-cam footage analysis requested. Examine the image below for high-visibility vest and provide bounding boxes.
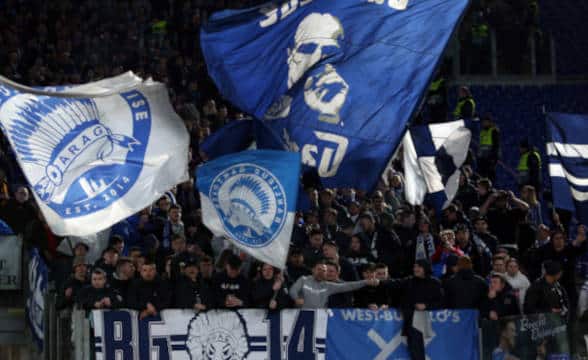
[152,20,167,34]
[453,97,476,119]
[479,127,496,156]
[429,78,445,92]
[517,150,541,184]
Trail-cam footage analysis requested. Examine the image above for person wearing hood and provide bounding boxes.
[380,260,444,360]
[251,263,290,310]
[483,274,520,320]
[443,256,488,311]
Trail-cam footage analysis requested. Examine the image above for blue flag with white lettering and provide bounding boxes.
[196,150,300,268]
[327,309,479,360]
[547,113,588,223]
[201,0,469,190]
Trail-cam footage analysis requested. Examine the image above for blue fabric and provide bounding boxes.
[326,309,479,360]
[200,119,254,160]
[201,0,469,191]
[0,219,14,235]
[547,113,588,222]
[26,248,48,350]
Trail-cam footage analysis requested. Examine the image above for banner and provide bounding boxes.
[201,0,470,191]
[92,308,480,360]
[0,73,189,236]
[197,150,300,268]
[92,309,327,360]
[0,234,22,289]
[26,248,48,350]
[326,309,479,360]
[481,313,570,360]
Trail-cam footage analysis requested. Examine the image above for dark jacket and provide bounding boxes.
[327,280,354,308]
[251,278,291,309]
[76,285,123,311]
[443,269,488,310]
[110,276,132,306]
[354,283,391,308]
[358,227,403,277]
[56,277,87,309]
[212,272,251,308]
[285,264,310,287]
[382,276,444,310]
[484,286,520,318]
[174,275,213,309]
[524,278,569,318]
[126,276,172,311]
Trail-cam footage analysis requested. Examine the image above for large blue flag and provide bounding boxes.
[201,0,469,190]
[196,150,300,268]
[200,119,254,160]
[546,113,588,223]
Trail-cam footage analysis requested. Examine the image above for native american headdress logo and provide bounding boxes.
[1,95,139,204]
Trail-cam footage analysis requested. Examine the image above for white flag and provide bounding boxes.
[0,73,189,236]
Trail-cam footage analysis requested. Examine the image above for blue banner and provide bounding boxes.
[26,248,48,350]
[326,309,480,359]
[201,0,469,190]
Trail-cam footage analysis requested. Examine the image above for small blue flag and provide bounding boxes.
[201,0,469,190]
[196,150,300,268]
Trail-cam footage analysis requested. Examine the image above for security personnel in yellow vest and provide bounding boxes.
[453,86,476,119]
[517,139,542,191]
[478,114,500,182]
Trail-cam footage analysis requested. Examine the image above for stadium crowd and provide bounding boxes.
[0,0,587,328]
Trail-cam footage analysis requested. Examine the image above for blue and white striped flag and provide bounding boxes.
[546,113,588,223]
[403,120,471,214]
[196,150,300,268]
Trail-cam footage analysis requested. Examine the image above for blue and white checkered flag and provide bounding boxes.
[403,120,471,214]
[196,150,300,268]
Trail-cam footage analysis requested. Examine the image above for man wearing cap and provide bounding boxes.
[175,258,212,310]
[57,256,88,309]
[524,260,569,320]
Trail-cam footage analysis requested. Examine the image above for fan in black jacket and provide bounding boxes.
[127,260,172,319]
[443,256,488,311]
[251,263,291,310]
[483,274,520,320]
[174,260,213,310]
[524,260,570,321]
[110,258,136,306]
[76,268,123,311]
[380,260,444,360]
[56,257,88,310]
[211,254,251,309]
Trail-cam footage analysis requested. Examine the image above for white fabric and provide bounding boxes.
[0,235,22,289]
[0,74,189,236]
[505,272,531,312]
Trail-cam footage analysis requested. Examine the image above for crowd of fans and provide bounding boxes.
[0,0,587,330]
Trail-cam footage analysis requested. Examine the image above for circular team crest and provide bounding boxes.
[0,88,151,218]
[209,163,287,248]
[186,310,250,360]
